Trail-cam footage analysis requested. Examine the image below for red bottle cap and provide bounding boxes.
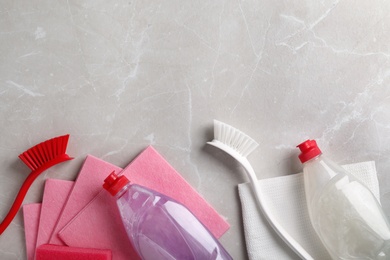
[103,171,130,196]
[297,139,322,163]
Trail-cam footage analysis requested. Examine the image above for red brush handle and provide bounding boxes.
[0,154,72,235]
[0,170,42,235]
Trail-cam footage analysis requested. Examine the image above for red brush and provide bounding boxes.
[0,134,73,235]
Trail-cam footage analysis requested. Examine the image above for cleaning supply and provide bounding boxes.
[297,139,390,259]
[35,244,112,260]
[50,155,122,245]
[238,161,379,259]
[103,171,232,260]
[0,134,73,235]
[23,203,41,260]
[35,179,74,250]
[58,147,230,260]
[207,120,314,260]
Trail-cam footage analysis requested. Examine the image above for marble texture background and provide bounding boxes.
[1,0,390,259]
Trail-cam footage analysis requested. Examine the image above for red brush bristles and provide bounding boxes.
[19,135,71,171]
[0,134,73,235]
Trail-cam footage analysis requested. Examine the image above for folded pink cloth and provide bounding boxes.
[49,156,122,245]
[59,146,230,260]
[35,179,74,250]
[23,203,41,260]
[61,191,138,259]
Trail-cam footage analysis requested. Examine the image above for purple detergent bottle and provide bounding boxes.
[103,171,232,260]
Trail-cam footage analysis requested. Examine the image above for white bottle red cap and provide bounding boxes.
[103,171,130,196]
[297,139,322,163]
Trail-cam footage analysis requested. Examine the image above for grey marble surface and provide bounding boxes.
[1,1,390,259]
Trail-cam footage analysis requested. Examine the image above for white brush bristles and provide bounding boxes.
[212,120,259,158]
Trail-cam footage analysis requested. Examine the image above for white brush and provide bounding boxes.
[207,120,313,260]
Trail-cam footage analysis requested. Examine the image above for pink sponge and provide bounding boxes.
[35,244,111,260]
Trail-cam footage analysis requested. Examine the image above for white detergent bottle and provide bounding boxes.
[297,140,390,260]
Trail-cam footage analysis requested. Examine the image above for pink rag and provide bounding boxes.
[35,179,74,249]
[22,203,41,260]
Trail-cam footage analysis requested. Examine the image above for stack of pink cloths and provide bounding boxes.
[23,146,230,260]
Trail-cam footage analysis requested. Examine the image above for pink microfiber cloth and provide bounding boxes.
[49,156,122,245]
[58,146,229,260]
[60,191,138,259]
[35,179,74,250]
[23,203,41,260]
[35,244,111,260]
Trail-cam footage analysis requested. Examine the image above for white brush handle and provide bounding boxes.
[239,158,314,260]
[208,122,314,259]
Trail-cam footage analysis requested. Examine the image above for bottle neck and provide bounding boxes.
[115,183,132,199]
[303,153,322,164]
[103,171,131,196]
